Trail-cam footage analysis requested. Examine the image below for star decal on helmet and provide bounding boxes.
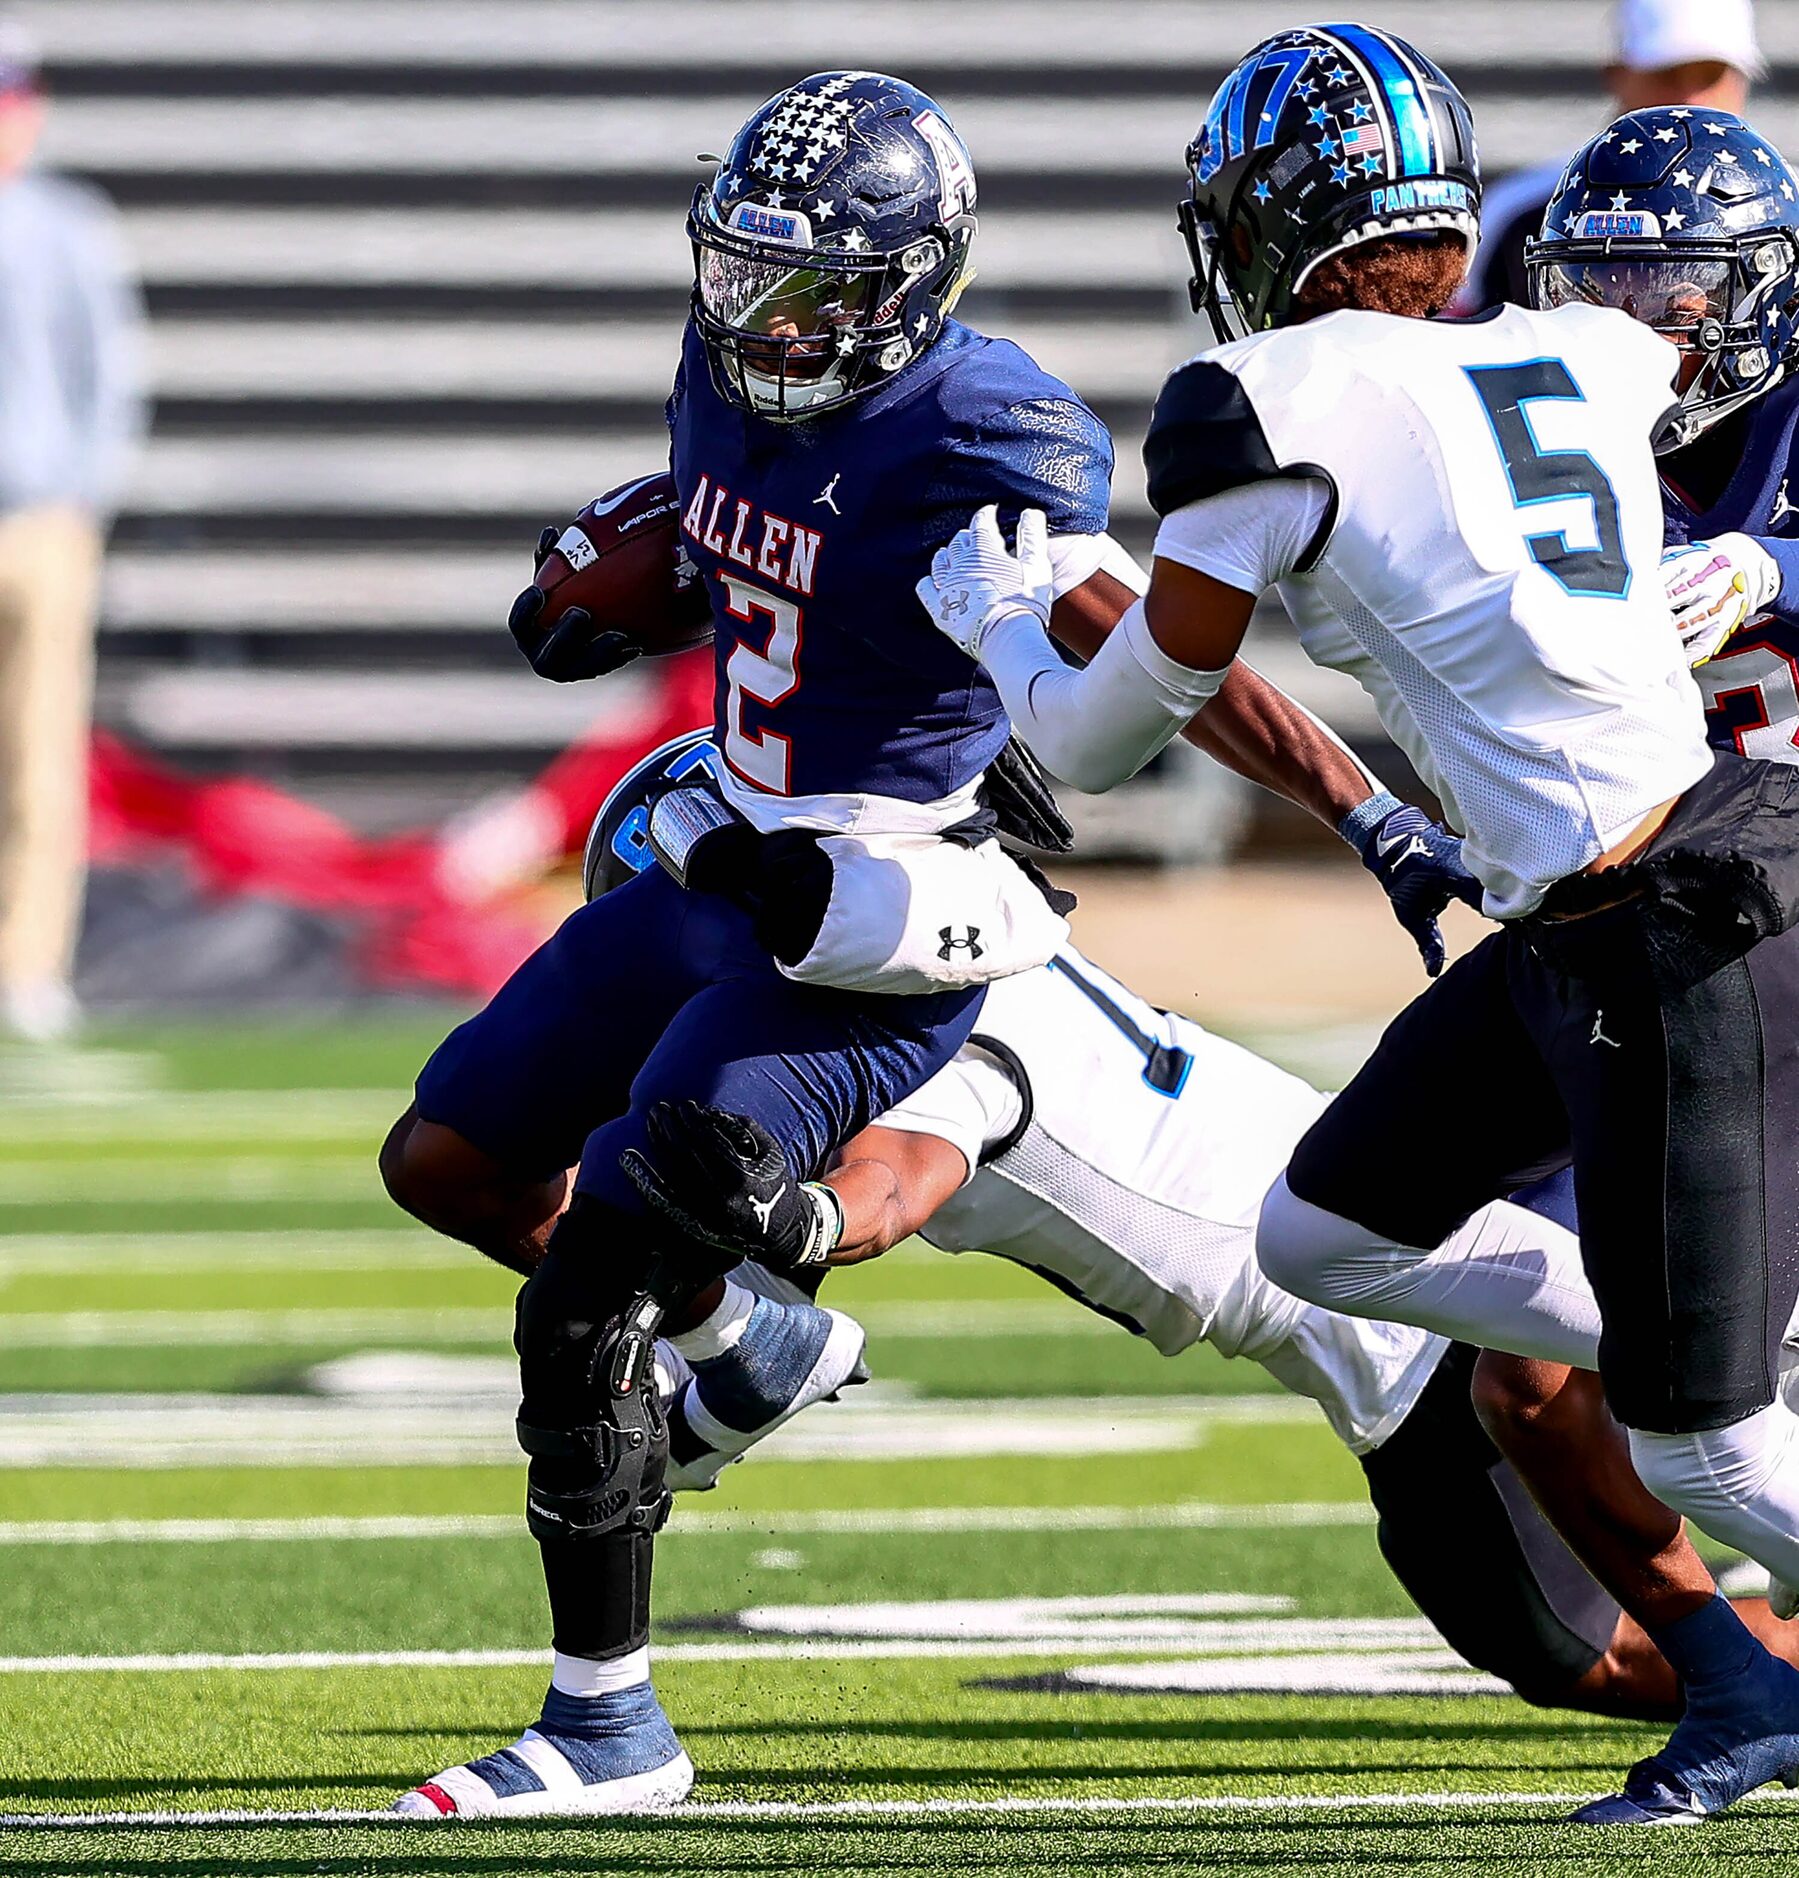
[748,87,858,179]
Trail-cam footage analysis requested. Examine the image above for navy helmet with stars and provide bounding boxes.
[1526,109,1799,448]
[1181,23,1479,344]
[686,72,977,421]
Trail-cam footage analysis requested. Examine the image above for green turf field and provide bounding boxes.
[3,1020,1797,1876]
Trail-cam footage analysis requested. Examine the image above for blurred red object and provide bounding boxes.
[87,650,715,998]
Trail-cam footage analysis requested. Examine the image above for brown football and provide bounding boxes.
[533,471,713,657]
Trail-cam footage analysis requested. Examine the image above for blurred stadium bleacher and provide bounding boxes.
[24,0,1799,840]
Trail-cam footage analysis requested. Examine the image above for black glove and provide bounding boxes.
[508,527,643,682]
[1341,792,1485,978]
[984,734,1075,854]
[619,1100,843,1273]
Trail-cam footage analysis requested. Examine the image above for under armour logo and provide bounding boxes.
[1774,480,1797,529]
[814,473,842,515]
[940,590,970,617]
[1590,1012,1621,1049]
[938,925,984,960]
[748,1187,784,1230]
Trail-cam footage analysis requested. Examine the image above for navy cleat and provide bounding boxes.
[666,1292,868,1492]
[392,1682,694,1818]
[1572,1639,1799,1825]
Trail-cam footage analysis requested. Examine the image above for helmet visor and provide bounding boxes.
[1532,256,1732,341]
[696,244,875,379]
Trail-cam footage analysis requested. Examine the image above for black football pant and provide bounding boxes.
[1288,754,1799,1436]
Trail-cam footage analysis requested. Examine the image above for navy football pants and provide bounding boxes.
[416,866,984,1211]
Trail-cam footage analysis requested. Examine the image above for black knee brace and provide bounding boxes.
[518,1291,673,1544]
[513,1199,673,1546]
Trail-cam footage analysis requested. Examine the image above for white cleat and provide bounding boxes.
[392,1684,694,1818]
[666,1295,868,1492]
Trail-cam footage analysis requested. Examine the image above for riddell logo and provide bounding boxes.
[938,926,984,961]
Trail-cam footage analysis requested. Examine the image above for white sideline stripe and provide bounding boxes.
[0,1503,1373,1546]
[0,1794,1588,1829]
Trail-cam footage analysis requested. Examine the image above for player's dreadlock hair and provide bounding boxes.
[1292,231,1468,323]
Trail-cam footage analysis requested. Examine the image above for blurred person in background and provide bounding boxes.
[0,22,145,1043]
[1459,0,1761,310]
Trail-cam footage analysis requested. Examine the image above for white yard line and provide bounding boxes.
[0,1790,1650,1828]
[0,1230,461,1275]
[0,1391,1319,1468]
[0,1502,1373,1546]
[0,1159,377,1204]
[0,1299,1276,1345]
[0,1621,1468,1672]
[0,1089,399,1141]
[0,1306,504,1347]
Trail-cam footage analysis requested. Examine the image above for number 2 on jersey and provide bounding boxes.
[1465,360,1629,598]
[718,573,801,792]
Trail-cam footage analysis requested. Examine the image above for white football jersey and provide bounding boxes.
[1148,302,1713,917]
[873,948,1447,1456]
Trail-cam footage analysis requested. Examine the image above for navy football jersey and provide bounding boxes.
[1663,380,1799,765]
[668,318,1112,823]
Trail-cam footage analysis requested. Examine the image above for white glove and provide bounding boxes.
[916,504,1054,658]
[1661,533,1782,666]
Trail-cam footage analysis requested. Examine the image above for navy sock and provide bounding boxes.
[1648,1593,1763,1688]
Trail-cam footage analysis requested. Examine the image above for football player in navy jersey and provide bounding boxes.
[380,71,1472,1820]
[1527,107,1799,766]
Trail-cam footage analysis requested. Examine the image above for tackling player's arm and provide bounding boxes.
[623,1055,1005,1274]
[1051,566,1376,832]
[819,1125,969,1265]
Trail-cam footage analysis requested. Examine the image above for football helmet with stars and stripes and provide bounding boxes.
[1527,109,1799,448]
[1180,23,1480,344]
[687,72,977,421]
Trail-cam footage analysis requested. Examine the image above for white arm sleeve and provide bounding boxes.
[871,1045,1026,1189]
[1152,477,1332,594]
[979,599,1229,794]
